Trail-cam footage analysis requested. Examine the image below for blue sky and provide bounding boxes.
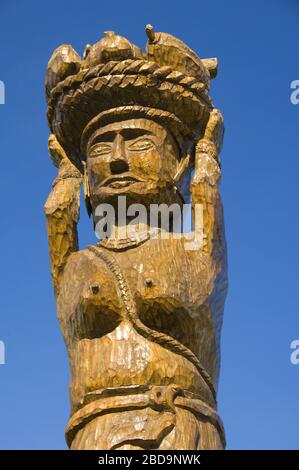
[0,0,298,449]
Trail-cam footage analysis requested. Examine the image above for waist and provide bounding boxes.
[69,325,216,411]
[66,384,225,449]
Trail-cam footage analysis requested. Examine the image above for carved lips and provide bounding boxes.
[101,174,141,189]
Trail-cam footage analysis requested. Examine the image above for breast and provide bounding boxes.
[113,238,213,359]
[57,250,124,341]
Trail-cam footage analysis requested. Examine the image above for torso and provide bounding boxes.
[57,235,226,413]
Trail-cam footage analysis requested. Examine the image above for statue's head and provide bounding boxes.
[82,110,194,214]
[86,118,180,206]
[46,26,218,215]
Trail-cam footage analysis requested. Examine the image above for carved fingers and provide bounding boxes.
[202,108,224,155]
[48,134,82,184]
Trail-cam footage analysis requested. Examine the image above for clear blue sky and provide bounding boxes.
[0,0,298,450]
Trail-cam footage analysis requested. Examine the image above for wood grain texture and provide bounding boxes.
[45,26,227,450]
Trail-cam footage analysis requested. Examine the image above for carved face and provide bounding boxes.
[86,118,183,211]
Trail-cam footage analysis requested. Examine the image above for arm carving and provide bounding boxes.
[190,109,225,261]
[44,135,82,297]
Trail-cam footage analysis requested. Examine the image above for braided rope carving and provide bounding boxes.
[47,59,211,121]
[87,244,216,403]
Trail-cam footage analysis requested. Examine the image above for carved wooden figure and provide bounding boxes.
[45,25,228,450]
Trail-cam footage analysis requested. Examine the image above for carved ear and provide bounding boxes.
[174,153,190,186]
[174,152,192,204]
[82,161,92,217]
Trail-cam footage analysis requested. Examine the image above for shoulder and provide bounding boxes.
[64,247,92,271]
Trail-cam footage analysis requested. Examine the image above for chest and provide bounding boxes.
[59,239,211,345]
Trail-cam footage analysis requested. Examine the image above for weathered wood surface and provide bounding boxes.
[45,25,228,450]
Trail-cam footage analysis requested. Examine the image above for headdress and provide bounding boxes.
[46,25,218,171]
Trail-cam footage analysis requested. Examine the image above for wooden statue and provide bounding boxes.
[44,25,228,450]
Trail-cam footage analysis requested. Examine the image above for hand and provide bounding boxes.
[48,134,82,185]
[45,135,82,215]
[191,109,224,188]
[198,108,224,158]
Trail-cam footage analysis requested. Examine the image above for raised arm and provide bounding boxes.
[190,109,226,262]
[44,135,82,297]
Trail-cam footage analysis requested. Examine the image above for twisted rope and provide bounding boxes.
[47,59,211,120]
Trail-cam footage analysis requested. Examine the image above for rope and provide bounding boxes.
[87,245,216,402]
[47,59,211,115]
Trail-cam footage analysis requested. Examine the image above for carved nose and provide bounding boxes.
[110,159,129,174]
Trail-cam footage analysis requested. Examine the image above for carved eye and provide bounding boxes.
[127,137,155,152]
[89,144,112,157]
